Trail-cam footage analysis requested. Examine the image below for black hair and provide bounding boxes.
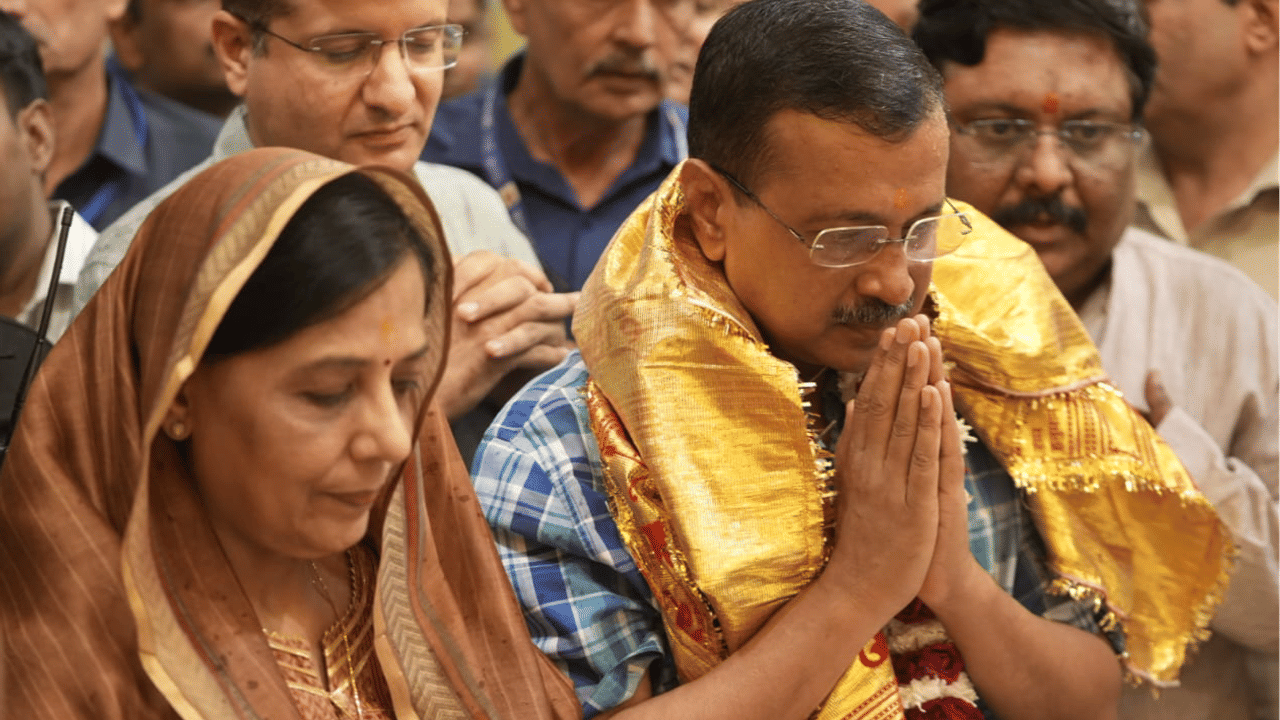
[687,0,945,191]
[222,0,292,28]
[205,172,437,358]
[0,13,47,119]
[913,0,1156,121]
[222,0,294,52]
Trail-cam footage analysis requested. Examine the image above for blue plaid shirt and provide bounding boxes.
[473,352,1113,719]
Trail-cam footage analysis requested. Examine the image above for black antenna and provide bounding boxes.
[7,205,74,434]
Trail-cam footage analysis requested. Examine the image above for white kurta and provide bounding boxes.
[1077,227,1279,720]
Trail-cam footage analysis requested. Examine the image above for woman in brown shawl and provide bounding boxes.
[0,147,580,720]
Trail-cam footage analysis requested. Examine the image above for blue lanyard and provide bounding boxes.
[478,83,689,252]
[480,84,533,238]
[81,73,150,228]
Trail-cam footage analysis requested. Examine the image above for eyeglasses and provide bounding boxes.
[252,21,463,77]
[709,165,972,268]
[951,118,1143,169]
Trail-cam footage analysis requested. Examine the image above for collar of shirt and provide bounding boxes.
[212,105,260,162]
[430,53,686,210]
[18,202,98,337]
[96,64,150,178]
[1135,138,1280,243]
[51,68,149,221]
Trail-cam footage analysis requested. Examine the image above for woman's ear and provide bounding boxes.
[162,383,194,442]
[680,159,733,263]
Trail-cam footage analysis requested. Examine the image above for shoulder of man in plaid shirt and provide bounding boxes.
[471,352,1117,719]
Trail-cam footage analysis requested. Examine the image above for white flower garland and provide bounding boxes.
[898,675,980,710]
[885,617,950,653]
[883,616,981,712]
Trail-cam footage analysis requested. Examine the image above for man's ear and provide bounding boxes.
[17,99,55,180]
[211,10,252,98]
[107,13,145,74]
[103,0,129,24]
[502,0,528,37]
[1242,0,1279,54]
[680,159,733,263]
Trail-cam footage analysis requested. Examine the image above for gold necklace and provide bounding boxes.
[309,550,365,720]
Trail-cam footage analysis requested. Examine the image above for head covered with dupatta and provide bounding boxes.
[0,147,578,720]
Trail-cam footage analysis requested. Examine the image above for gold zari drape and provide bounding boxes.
[574,164,1231,719]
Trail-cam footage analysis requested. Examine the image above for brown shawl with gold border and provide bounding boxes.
[0,148,579,720]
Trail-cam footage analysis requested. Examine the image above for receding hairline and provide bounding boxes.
[221,0,297,24]
[730,94,949,190]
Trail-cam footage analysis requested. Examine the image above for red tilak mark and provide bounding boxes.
[893,188,909,209]
[1042,93,1060,114]
[384,359,392,366]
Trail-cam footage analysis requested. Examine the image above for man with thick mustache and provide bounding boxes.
[469,1,1230,718]
[422,0,691,292]
[915,1,1278,717]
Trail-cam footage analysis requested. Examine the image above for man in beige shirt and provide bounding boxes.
[916,0,1279,716]
[1133,0,1278,299]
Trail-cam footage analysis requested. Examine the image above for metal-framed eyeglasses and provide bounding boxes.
[249,20,464,78]
[951,118,1143,169]
[709,164,972,268]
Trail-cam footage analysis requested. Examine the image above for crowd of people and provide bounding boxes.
[0,0,1274,719]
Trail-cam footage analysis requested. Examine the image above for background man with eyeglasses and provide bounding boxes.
[468,1,1228,718]
[914,1,1278,718]
[72,0,578,453]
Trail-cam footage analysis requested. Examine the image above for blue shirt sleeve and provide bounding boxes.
[965,440,1123,655]
[471,354,677,718]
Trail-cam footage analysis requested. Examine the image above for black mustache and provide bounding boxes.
[832,298,915,326]
[991,196,1088,235]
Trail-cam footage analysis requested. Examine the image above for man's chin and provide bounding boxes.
[830,354,874,378]
[788,347,875,381]
[340,143,421,175]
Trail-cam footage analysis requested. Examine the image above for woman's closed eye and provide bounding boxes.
[301,373,423,410]
[392,375,423,398]
[302,385,355,408]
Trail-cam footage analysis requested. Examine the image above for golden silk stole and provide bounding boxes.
[574,164,1231,718]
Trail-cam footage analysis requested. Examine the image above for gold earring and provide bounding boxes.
[166,421,188,441]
